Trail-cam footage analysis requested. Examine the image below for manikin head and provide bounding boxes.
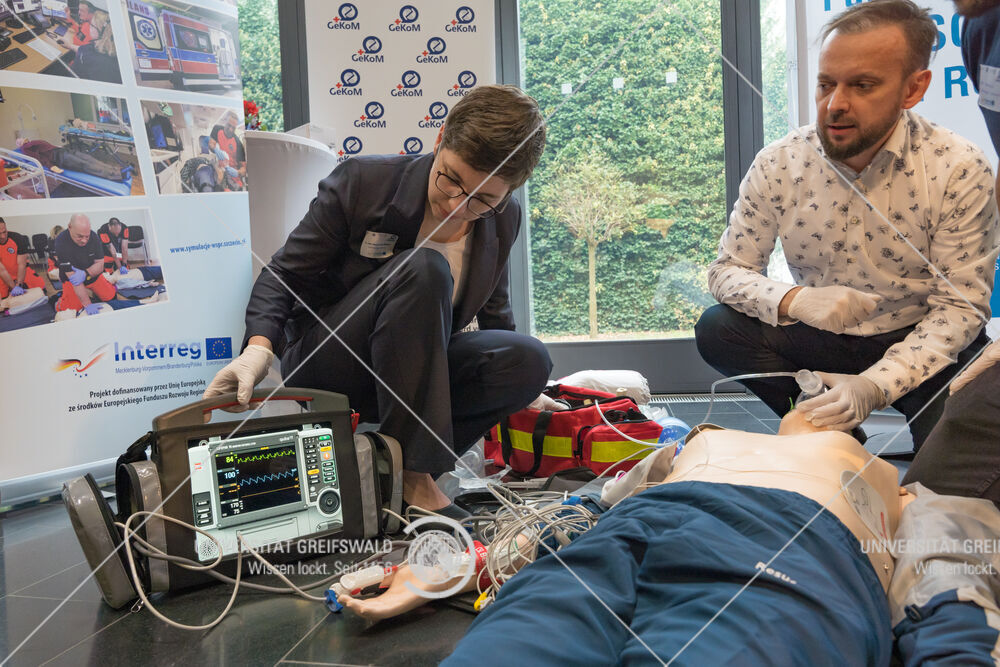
[426,84,546,225]
[67,214,92,247]
[815,0,935,171]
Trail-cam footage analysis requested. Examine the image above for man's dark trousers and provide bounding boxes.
[903,363,1000,506]
[282,248,552,474]
[694,304,989,449]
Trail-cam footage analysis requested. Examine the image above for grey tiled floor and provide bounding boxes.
[0,396,913,665]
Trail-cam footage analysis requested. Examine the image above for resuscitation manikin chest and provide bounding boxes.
[62,388,403,608]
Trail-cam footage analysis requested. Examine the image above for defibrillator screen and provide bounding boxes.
[214,444,301,519]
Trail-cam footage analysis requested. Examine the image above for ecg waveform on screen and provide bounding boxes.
[232,449,296,464]
[240,469,298,486]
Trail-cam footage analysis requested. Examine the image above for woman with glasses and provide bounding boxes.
[205,85,550,517]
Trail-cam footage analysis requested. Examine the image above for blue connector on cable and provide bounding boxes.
[325,586,344,613]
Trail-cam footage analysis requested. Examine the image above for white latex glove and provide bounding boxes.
[202,344,274,410]
[787,286,881,333]
[796,371,886,432]
[527,392,568,412]
[951,340,1000,395]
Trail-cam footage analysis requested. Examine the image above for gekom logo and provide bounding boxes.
[356,101,386,129]
[389,4,420,32]
[352,35,383,63]
[400,136,424,155]
[331,68,362,96]
[339,136,363,161]
[418,101,448,129]
[392,69,423,97]
[446,6,477,32]
[328,2,359,30]
[416,37,447,64]
[448,70,477,97]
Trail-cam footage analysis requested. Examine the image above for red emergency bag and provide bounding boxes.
[485,384,662,478]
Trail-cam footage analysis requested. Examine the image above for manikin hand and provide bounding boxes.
[951,340,1000,395]
[337,552,493,622]
[335,565,454,622]
[202,344,274,410]
[787,286,881,333]
[796,371,885,432]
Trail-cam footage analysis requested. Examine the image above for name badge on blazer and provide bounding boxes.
[980,64,1000,113]
[360,231,398,259]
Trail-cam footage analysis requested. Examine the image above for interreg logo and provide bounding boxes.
[400,136,424,155]
[392,70,423,97]
[327,2,359,30]
[448,70,477,97]
[389,5,420,32]
[113,338,220,362]
[54,344,110,377]
[446,6,477,32]
[356,101,386,129]
[330,69,362,97]
[338,136,363,162]
[352,35,384,63]
[416,37,447,64]
[419,102,448,129]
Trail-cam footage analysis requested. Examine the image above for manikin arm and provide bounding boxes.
[337,534,533,622]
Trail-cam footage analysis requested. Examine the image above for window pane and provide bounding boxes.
[519,0,726,342]
[761,0,790,145]
[761,0,793,283]
[238,0,283,131]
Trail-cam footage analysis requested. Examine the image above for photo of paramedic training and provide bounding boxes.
[10,0,1000,664]
[140,100,246,194]
[0,86,143,198]
[121,0,241,97]
[0,210,166,333]
[0,0,121,83]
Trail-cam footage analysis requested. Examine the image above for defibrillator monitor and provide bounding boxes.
[188,426,343,561]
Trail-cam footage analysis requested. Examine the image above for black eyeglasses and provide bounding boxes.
[434,171,510,218]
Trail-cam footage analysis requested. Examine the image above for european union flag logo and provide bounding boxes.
[205,337,233,360]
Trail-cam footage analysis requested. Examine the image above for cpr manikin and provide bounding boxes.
[336,410,909,621]
[668,410,904,588]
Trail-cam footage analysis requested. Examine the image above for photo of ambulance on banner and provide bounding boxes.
[0,208,167,333]
[0,86,143,198]
[0,0,122,83]
[121,0,240,96]
[141,99,246,194]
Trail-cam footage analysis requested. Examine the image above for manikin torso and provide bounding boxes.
[663,426,902,590]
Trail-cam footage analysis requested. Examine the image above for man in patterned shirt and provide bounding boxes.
[695,0,1000,449]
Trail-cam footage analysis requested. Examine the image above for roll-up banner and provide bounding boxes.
[302,1,496,159]
[0,0,251,504]
[799,0,1000,329]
